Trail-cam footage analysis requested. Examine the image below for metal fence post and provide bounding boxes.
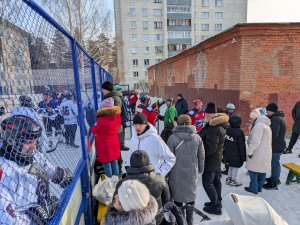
[99,67,104,101]
[71,39,93,225]
[90,59,98,111]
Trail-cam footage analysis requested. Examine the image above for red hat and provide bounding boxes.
[193,99,203,106]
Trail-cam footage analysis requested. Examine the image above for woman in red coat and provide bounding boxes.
[91,97,121,177]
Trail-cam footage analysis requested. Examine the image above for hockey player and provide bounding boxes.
[136,95,158,126]
[0,115,73,224]
[59,92,79,148]
[188,99,206,134]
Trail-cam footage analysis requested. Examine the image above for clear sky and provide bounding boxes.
[247,0,300,22]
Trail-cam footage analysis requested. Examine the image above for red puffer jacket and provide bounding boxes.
[91,106,121,163]
[129,92,138,105]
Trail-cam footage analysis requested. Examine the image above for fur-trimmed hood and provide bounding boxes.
[104,196,158,225]
[96,106,121,117]
[209,113,229,127]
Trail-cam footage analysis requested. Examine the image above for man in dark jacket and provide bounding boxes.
[283,101,300,156]
[264,103,286,190]
[114,150,170,225]
[175,94,188,116]
[200,102,229,215]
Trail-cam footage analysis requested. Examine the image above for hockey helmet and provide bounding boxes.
[226,103,236,110]
[140,95,151,103]
[193,99,203,107]
[19,95,34,108]
[1,115,42,163]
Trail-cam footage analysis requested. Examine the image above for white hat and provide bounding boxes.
[118,180,150,212]
[250,107,266,119]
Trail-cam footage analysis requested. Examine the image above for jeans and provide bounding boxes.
[288,132,300,150]
[248,170,266,193]
[130,104,136,114]
[202,171,222,206]
[102,160,119,178]
[228,167,239,180]
[271,153,281,183]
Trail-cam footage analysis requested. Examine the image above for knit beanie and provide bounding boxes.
[166,98,174,103]
[250,108,264,120]
[266,103,278,112]
[102,81,113,92]
[205,102,217,114]
[118,180,150,212]
[177,93,183,98]
[133,113,148,125]
[177,115,192,125]
[100,97,114,109]
[114,84,122,91]
[130,150,150,168]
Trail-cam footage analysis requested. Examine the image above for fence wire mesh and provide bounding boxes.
[0,0,112,224]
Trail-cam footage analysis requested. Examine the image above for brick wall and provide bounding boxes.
[148,23,300,133]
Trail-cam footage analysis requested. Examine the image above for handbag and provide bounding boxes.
[92,174,119,205]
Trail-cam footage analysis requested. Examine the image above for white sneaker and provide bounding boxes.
[226,177,232,185]
[229,180,242,187]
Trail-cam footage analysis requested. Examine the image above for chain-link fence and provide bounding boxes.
[0,0,112,224]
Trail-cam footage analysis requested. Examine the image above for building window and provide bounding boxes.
[155,59,162,64]
[142,21,148,29]
[133,59,138,66]
[130,21,136,29]
[129,8,136,16]
[129,0,135,2]
[141,0,148,3]
[154,21,163,29]
[168,31,191,39]
[168,44,191,51]
[154,0,162,3]
[155,34,163,41]
[132,47,138,54]
[202,0,209,7]
[153,9,163,16]
[131,34,137,41]
[155,46,163,54]
[215,12,223,19]
[145,47,150,54]
[144,71,148,77]
[201,35,209,40]
[201,24,209,31]
[133,71,139,78]
[215,0,223,7]
[144,34,149,41]
[167,5,190,13]
[201,12,209,19]
[142,8,148,16]
[144,59,150,66]
[167,19,191,26]
[134,83,140,89]
[215,23,222,31]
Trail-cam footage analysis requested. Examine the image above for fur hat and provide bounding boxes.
[100,97,114,108]
[102,81,114,92]
[133,113,148,125]
[266,103,278,112]
[118,180,150,212]
[177,115,192,125]
[130,150,150,168]
[205,102,217,114]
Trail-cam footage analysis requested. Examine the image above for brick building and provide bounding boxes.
[148,23,300,133]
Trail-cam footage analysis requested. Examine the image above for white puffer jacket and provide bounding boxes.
[126,124,176,176]
[246,116,272,173]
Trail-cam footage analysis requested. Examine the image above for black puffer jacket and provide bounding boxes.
[292,101,300,133]
[175,98,188,116]
[200,113,229,172]
[223,115,246,168]
[269,111,287,153]
[115,157,170,224]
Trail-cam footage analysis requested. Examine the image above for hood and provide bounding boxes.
[96,106,121,117]
[134,124,158,139]
[104,196,158,225]
[126,165,155,176]
[255,115,271,126]
[172,125,197,140]
[272,111,285,118]
[105,90,122,98]
[229,115,242,128]
[209,113,229,127]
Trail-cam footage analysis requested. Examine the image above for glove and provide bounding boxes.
[26,196,58,225]
[52,167,73,188]
[248,155,253,159]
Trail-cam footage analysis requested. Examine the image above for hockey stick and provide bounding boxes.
[182,205,211,222]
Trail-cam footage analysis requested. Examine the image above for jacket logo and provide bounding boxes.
[225,135,234,141]
[6,204,16,218]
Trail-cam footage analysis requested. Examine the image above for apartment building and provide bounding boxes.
[114,0,247,89]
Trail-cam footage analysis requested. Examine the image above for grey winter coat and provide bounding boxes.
[104,196,158,225]
[167,125,205,203]
[292,101,300,134]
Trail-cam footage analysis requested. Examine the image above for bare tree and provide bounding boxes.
[138,79,149,94]
[41,0,112,44]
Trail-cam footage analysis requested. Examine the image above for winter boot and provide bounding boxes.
[263,180,278,190]
[266,177,281,185]
[185,204,194,225]
[283,147,292,154]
